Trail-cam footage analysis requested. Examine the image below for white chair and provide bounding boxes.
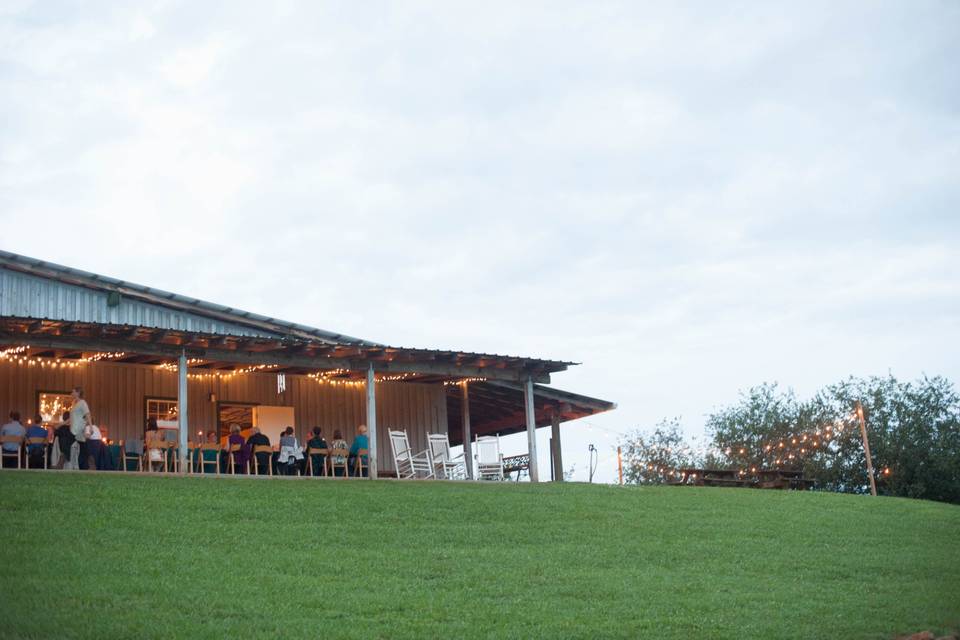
[427,433,466,480]
[475,435,504,481]
[388,430,434,479]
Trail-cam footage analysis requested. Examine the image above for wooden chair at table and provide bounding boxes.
[0,435,24,469]
[154,440,176,473]
[227,443,247,475]
[251,445,274,476]
[329,447,349,478]
[353,448,369,478]
[118,439,143,472]
[195,442,221,475]
[306,447,328,477]
[24,436,49,470]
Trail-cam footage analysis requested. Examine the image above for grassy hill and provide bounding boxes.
[0,473,957,639]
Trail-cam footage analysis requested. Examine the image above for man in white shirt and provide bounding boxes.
[0,411,26,467]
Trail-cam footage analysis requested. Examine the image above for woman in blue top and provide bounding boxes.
[348,424,369,477]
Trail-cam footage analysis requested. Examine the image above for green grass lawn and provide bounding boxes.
[0,473,957,639]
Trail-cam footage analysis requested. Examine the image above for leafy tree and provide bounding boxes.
[620,418,697,484]
[817,375,960,503]
[706,375,960,504]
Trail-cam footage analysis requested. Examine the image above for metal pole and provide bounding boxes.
[366,364,378,479]
[523,377,539,482]
[461,382,474,479]
[856,401,877,496]
[177,350,188,473]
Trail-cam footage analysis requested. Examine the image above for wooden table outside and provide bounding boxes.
[675,468,814,490]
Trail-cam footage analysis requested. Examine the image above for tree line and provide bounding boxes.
[619,374,960,504]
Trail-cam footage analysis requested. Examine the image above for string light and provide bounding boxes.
[443,377,488,386]
[307,372,366,389]
[377,373,416,382]
[82,351,126,362]
[1,353,81,369]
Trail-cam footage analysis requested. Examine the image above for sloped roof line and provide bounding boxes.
[0,250,576,365]
[0,250,377,346]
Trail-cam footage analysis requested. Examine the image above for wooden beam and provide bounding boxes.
[366,364,378,479]
[0,334,553,382]
[551,411,563,482]
[177,351,189,473]
[524,378,539,483]
[462,382,474,480]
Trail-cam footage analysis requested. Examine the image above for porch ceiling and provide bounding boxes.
[0,317,572,383]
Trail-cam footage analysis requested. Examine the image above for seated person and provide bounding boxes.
[144,418,164,472]
[246,427,271,474]
[200,430,219,473]
[277,427,303,476]
[224,424,249,473]
[53,411,76,469]
[330,430,348,477]
[1,411,25,467]
[25,415,49,469]
[348,424,370,477]
[305,427,328,476]
[85,423,103,470]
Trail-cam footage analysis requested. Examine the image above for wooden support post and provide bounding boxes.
[856,401,877,497]
[617,446,623,486]
[366,364,378,479]
[524,377,539,483]
[550,411,563,482]
[461,382,474,479]
[549,438,554,481]
[177,350,188,473]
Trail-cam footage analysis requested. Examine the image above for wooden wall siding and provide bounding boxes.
[0,360,447,472]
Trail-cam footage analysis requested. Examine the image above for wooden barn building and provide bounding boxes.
[0,250,615,480]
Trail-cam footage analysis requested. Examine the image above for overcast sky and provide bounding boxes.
[2,1,958,481]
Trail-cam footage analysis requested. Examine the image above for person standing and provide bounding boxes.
[69,387,91,470]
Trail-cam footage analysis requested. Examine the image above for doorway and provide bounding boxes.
[217,402,257,440]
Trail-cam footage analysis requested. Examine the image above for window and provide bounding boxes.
[38,391,73,426]
[146,398,179,430]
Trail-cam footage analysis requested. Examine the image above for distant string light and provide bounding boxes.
[378,373,417,382]
[443,377,488,386]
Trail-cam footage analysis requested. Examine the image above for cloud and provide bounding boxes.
[1,0,958,481]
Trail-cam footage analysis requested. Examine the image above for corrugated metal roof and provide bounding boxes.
[0,250,375,345]
[0,250,576,365]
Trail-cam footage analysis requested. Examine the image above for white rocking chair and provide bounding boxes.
[389,429,434,479]
[475,435,504,481]
[427,433,466,480]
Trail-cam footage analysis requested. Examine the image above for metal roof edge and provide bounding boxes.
[0,249,379,347]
